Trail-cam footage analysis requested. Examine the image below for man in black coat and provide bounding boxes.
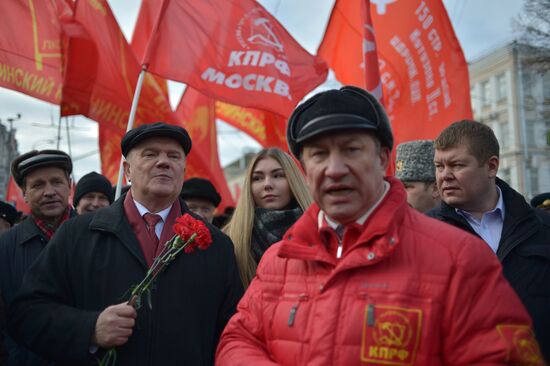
[428,120,550,361]
[0,149,74,366]
[8,123,244,365]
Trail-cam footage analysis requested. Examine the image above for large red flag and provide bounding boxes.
[60,0,179,182]
[143,0,328,117]
[175,88,235,211]
[68,0,232,198]
[130,0,169,97]
[318,0,472,145]
[61,0,174,126]
[0,0,73,104]
[215,101,288,151]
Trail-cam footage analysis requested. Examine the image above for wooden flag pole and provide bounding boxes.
[114,64,147,200]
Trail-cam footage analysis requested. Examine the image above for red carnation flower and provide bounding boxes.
[174,214,212,253]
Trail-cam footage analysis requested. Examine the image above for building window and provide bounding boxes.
[500,120,511,150]
[496,73,507,101]
[470,86,476,110]
[481,80,491,107]
[530,167,539,196]
[523,70,533,97]
[543,72,550,100]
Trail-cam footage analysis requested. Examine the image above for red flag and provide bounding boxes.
[215,101,288,151]
[131,0,162,61]
[59,0,178,182]
[97,124,123,183]
[318,0,472,144]
[175,88,235,211]
[0,0,73,104]
[61,0,175,125]
[130,0,169,97]
[5,176,30,214]
[143,0,328,117]
[73,0,232,204]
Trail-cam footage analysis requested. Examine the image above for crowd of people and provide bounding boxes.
[0,86,549,365]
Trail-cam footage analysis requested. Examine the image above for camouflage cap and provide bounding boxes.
[395,140,435,182]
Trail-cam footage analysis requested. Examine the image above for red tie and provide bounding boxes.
[143,213,162,248]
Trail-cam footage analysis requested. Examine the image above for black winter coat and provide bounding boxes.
[8,197,244,366]
[0,216,58,366]
[0,292,7,365]
[427,178,550,361]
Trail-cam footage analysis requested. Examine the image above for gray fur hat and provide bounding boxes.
[395,140,435,182]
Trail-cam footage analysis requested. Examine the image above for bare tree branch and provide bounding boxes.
[513,0,550,71]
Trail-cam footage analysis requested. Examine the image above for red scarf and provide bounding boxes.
[33,207,72,240]
[123,191,182,266]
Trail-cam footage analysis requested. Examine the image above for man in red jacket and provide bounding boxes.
[216,86,544,365]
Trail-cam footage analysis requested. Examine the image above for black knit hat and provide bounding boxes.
[121,122,192,157]
[74,172,114,207]
[11,149,72,188]
[180,178,221,207]
[0,201,21,226]
[287,86,393,158]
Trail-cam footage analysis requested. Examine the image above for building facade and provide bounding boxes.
[469,42,550,199]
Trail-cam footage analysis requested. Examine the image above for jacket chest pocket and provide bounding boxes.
[268,292,312,343]
[339,292,441,365]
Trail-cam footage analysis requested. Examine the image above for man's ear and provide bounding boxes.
[380,147,391,170]
[123,159,131,182]
[486,155,499,179]
[430,182,440,199]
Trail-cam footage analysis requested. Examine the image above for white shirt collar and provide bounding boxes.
[319,181,390,229]
[455,185,506,221]
[133,199,172,222]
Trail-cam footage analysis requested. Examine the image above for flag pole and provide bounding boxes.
[114,64,147,200]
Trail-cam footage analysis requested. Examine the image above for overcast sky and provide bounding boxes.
[1,0,524,181]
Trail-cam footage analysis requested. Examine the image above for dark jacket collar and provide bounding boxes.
[16,209,76,246]
[429,177,539,259]
[15,216,46,246]
[89,194,189,268]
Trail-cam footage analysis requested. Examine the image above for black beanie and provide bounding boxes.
[74,172,114,207]
[180,178,221,207]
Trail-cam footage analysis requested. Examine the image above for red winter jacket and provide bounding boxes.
[216,178,544,365]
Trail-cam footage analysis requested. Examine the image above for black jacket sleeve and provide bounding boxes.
[7,222,100,364]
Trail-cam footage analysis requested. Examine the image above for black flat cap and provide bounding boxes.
[181,178,221,207]
[531,192,550,209]
[121,122,192,157]
[287,86,393,158]
[11,150,72,188]
[0,201,21,226]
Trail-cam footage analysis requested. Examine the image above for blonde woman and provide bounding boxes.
[224,148,312,287]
